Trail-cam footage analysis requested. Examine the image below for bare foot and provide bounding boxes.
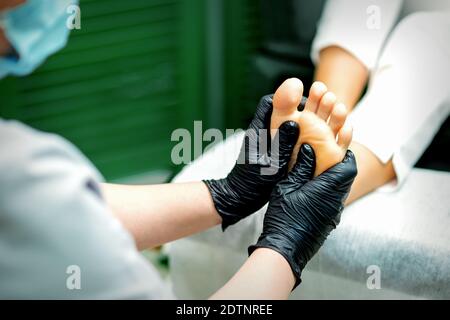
[271,78,352,176]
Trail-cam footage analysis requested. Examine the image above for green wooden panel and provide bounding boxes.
[0,0,206,181]
[0,0,260,181]
[223,0,262,130]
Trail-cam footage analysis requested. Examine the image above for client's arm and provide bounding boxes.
[314,46,368,110]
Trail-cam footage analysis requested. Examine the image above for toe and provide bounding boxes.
[337,122,353,150]
[273,78,304,115]
[317,91,336,121]
[329,103,348,136]
[305,81,327,113]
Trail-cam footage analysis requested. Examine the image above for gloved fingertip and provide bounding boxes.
[259,94,273,105]
[338,150,357,172]
[278,120,300,143]
[343,150,358,177]
[344,149,356,161]
[253,94,274,126]
[297,96,308,111]
[318,149,358,182]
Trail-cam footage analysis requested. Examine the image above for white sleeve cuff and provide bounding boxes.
[311,0,403,70]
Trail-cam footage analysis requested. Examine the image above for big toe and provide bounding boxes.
[273,78,304,116]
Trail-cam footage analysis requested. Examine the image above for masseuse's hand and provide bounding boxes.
[249,144,357,287]
[204,95,302,230]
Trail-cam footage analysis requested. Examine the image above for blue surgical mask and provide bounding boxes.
[0,0,78,79]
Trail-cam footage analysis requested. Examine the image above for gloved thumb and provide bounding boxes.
[270,120,299,170]
[315,150,358,193]
[251,95,273,130]
[286,144,316,187]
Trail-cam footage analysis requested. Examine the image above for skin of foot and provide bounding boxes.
[271,78,353,177]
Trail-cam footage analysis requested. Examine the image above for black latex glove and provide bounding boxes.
[249,144,357,288]
[204,95,303,230]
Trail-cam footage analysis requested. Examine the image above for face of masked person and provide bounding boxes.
[0,0,77,79]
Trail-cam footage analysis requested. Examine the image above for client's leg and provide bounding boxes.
[346,12,450,203]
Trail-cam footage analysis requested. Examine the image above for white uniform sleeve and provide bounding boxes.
[311,0,404,70]
[0,120,174,299]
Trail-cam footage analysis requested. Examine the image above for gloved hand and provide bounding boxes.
[204,95,304,230]
[249,144,357,288]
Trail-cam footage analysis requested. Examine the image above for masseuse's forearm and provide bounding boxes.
[210,248,295,300]
[101,182,221,250]
[314,45,369,110]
